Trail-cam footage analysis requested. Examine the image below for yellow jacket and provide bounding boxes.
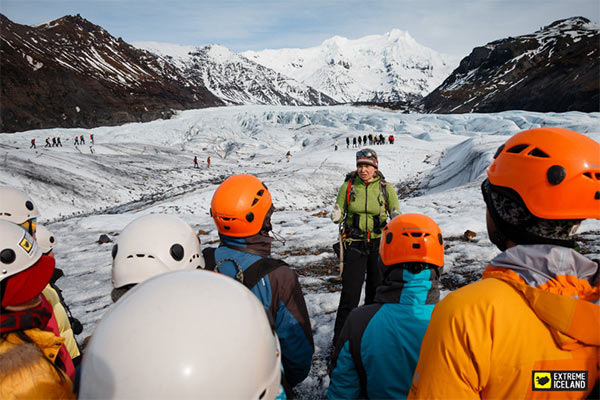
[409,245,599,399]
[0,328,75,399]
[42,285,81,360]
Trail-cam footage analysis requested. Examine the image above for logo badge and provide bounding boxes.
[19,236,33,254]
[532,371,588,391]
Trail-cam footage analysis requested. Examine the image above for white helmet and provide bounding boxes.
[36,224,56,254]
[0,186,40,224]
[111,214,204,289]
[80,270,282,399]
[0,220,55,308]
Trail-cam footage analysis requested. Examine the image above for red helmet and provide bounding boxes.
[210,174,273,237]
[380,214,444,268]
[487,127,600,220]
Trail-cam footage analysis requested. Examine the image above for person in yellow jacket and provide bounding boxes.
[37,224,82,366]
[0,188,83,367]
[409,127,599,399]
[0,221,75,399]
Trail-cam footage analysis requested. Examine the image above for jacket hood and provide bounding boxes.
[484,245,599,349]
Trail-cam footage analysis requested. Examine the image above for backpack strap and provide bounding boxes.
[202,247,217,271]
[203,247,286,289]
[242,258,287,290]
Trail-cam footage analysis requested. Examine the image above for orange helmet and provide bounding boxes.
[210,174,273,237]
[487,127,600,220]
[380,214,444,268]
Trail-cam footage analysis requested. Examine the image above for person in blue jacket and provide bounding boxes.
[327,213,444,399]
[204,174,314,390]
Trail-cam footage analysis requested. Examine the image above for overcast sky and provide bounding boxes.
[2,0,599,56]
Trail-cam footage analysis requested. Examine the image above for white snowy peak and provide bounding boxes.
[242,29,460,103]
[135,41,338,106]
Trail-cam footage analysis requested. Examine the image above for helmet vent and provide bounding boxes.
[246,212,254,222]
[402,232,410,237]
[595,191,600,200]
[493,144,505,159]
[547,165,566,185]
[259,389,267,399]
[1,249,16,264]
[528,148,549,158]
[507,144,528,154]
[386,232,393,244]
[410,232,423,237]
[257,189,265,196]
[170,244,184,261]
[111,244,118,259]
[584,172,592,179]
[596,173,600,180]
[438,233,443,245]
[25,201,34,211]
[412,243,421,249]
[252,198,259,206]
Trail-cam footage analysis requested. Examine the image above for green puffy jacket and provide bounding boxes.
[331,173,400,239]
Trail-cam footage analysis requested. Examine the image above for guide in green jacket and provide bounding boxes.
[330,148,400,348]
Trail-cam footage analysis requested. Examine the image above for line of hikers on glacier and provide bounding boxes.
[0,127,598,399]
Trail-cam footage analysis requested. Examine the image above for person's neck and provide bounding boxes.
[4,295,41,312]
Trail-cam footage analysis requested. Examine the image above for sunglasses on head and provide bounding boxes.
[20,218,37,235]
[356,150,376,158]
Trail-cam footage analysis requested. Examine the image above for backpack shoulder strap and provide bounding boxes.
[344,171,357,207]
[202,247,217,271]
[242,258,287,289]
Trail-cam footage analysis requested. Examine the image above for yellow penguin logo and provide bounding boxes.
[19,236,33,254]
[533,372,552,389]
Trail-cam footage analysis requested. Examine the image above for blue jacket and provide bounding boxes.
[327,267,440,399]
[209,237,314,388]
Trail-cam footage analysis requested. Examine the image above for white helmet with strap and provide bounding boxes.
[0,186,40,224]
[80,270,282,399]
[36,224,57,254]
[111,214,204,289]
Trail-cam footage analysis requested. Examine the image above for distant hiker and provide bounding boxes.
[352,137,357,148]
[207,156,211,168]
[205,174,314,389]
[358,136,362,146]
[328,214,444,399]
[389,135,395,145]
[409,128,600,399]
[285,151,291,162]
[363,135,367,145]
[89,145,94,154]
[379,134,385,145]
[30,138,36,149]
[369,134,373,145]
[90,134,94,144]
[57,137,62,147]
[74,136,79,146]
[334,141,339,151]
[45,137,51,147]
[193,156,199,168]
[80,135,85,145]
[330,149,400,350]
[346,137,350,149]
[52,137,57,147]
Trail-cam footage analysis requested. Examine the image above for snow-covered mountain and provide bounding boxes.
[0,14,224,133]
[135,42,338,106]
[242,29,460,104]
[423,17,600,113]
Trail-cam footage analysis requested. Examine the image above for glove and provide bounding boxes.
[331,204,343,223]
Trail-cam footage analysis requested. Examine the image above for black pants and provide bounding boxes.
[332,239,382,347]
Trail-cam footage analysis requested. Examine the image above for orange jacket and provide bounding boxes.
[409,245,599,399]
[0,329,75,400]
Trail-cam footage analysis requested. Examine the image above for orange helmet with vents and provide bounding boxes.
[487,127,600,220]
[210,174,273,237]
[380,214,444,268]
